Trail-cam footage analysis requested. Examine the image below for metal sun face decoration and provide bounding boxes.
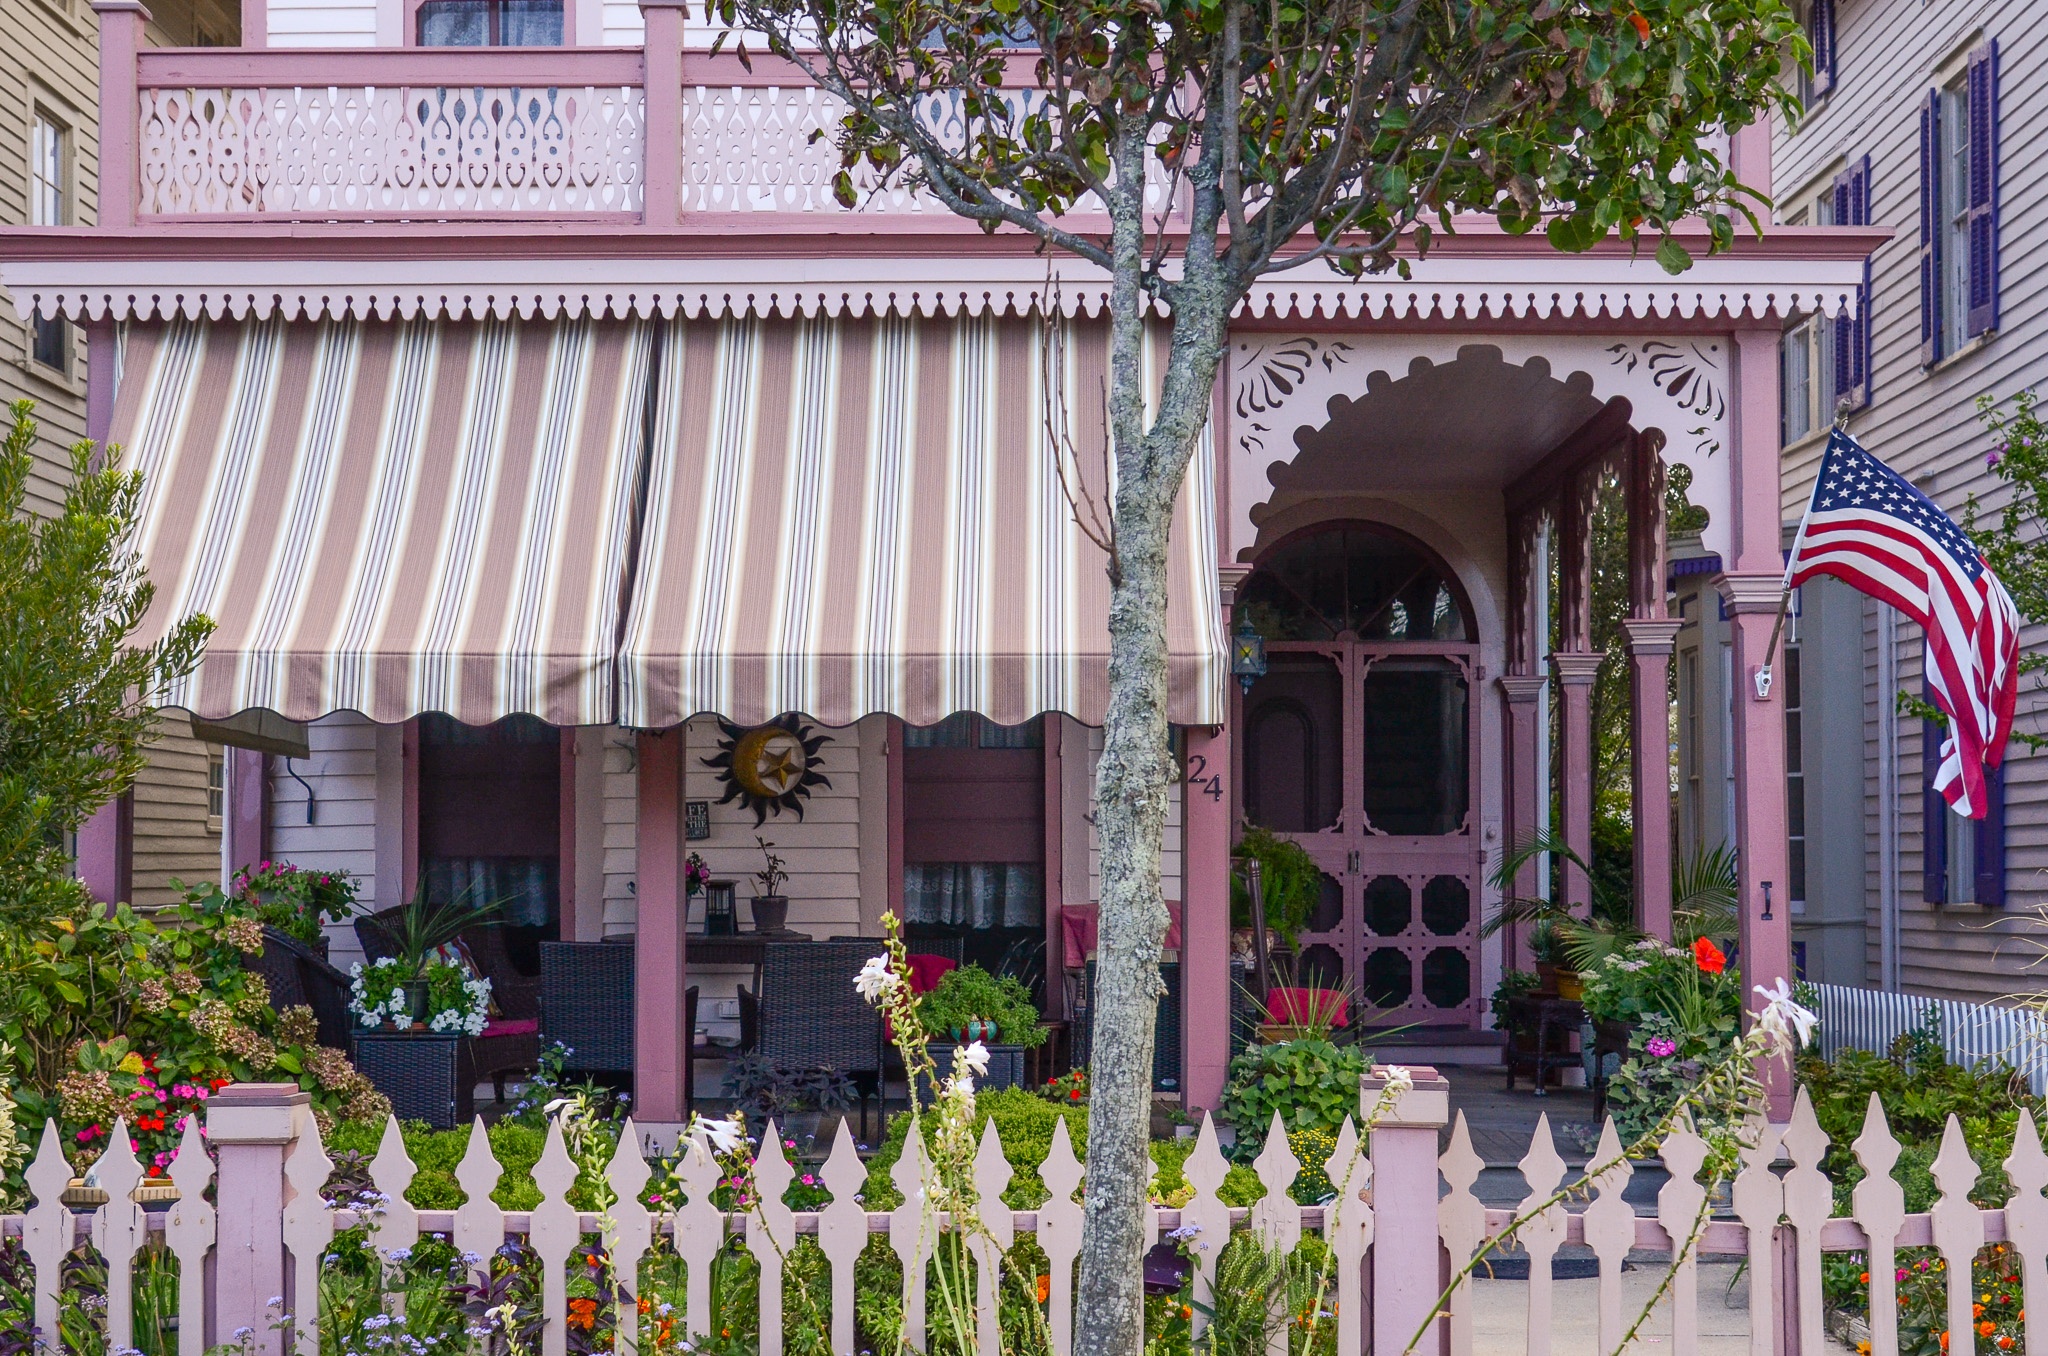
[703,714,833,826]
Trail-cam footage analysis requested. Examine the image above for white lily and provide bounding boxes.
[854,955,900,1003]
[959,1040,990,1078]
[690,1115,745,1155]
[1753,978,1820,1050]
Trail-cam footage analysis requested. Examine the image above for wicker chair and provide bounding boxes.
[1073,959,1183,1092]
[354,910,542,1103]
[539,940,635,1077]
[248,926,357,1053]
[745,940,884,1138]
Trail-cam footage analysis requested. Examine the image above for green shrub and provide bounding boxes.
[1218,1039,1367,1155]
[325,1118,605,1210]
[916,966,1047,1048]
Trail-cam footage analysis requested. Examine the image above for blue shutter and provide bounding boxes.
[1922,700,1947,904]
[1833,155,1871,409]
[1966,41,1999,337]
[1919,90,1941,364]
[1973,760,2006,906]
[1810,0,1836,95]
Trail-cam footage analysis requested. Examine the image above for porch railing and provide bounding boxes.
[9,1072,2048,1356]
[1809,980,2048,1096]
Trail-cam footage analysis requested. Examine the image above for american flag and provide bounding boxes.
[1786,428,2019,818]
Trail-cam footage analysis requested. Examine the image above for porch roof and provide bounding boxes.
[111,313,1227,729]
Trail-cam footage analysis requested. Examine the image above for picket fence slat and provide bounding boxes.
[23,1074,2048,1356]
[1812,982,2048,1095]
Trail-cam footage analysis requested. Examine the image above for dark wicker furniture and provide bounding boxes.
[353,1032,475,1129]
[746,940,884,1137]
[539,940,635,1076]
[1502,994,1585,1097]
[246,926,356,1052]
[355,909,541,1102]
[1074,959,1183,1091]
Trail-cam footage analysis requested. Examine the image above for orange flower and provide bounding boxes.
[567,1297,599,1332]
[1692,937,1726,974]
[1976,1304,1986,1318]
[1860,1273,1870,1284]
[1036,1274,1051,1304]
[1625,10,1650,41]
[1940,1331,1951,1352]
[639,1296,653,1315]
[1980,1321,1997,1337]
[2000,1337,2016,1350]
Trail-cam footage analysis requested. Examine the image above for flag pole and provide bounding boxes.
[1754,414,1842,699]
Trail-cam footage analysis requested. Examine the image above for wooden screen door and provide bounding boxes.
[1236,525,1484,1029]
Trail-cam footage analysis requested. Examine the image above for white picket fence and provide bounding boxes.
[4,1076,2047,1356]
[1810,981,2048,1096]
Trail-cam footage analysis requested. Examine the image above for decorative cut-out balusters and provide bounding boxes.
[1249,1113,1301,1256]
[369,1115,421,1278]
[1852,1094,1907,1356]
[817,1121,870,1356]
[1436,1112,1486,1356]
[454,1118,504,1286]
[1780,1089,1833,1356]
[1655,1119,1709,1356]
[1730,1119,1784,1356]
[528,1119,581,1356]
[1515,1113,1568,1356]
[1928,1115,1984,1356]
[672,1131,726,1339]
[1037,1117,1086,1355]
[1579,1120,1634,1356]
[1323,1118,1370,1356]
[2003,1107,2048,1356]
[890,1122,936,1351]
[604,1118,653,1355]
[166,1117,218,1356]
[280,1106,333,1356]
[22,1119,70,1342]
[91,1117,147,1349]
[748,1123,796,1356]
[1178,1116,1233,1338]
[970,1118,1014,1356]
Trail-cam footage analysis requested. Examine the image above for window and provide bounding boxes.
[27,111,69,375]
[1801,0,1836,103]
[1921,700,2005,906]
[416,0,562,45]
[1920,42,1999,363]
[206,749,226,828]
[1780,202,1835,444]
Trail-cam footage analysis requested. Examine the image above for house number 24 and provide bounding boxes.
[1184,753,1224,802]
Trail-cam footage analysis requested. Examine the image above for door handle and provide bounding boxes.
[1347,850,1360,874]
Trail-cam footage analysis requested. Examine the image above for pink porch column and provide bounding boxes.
[1724,325,1795,1120]
[635,729,690,1126]
[1622,620,1682,940]
[1548,652,1603,911]
[208,1083,307,1354]
[1496,674,1548,968]
[1365,1064,1451,1356]
[224,749,270,882]
[78,793,133,906]
[1181,725,1232,1112]
[639,0,686,228]
[90,2,146,230]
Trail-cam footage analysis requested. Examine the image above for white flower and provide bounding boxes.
[958,1040,990,1078]
[1753,979,1819,1050]
[853,955,900,1003]
[690,1116,744,1155]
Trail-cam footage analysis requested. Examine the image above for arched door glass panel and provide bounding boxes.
[1235,527,1471,642]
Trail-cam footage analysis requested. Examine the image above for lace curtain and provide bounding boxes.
[903,863,1043,929]
[424,856,555,930]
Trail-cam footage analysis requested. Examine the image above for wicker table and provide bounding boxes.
[1502,994,1584,1097]
[353,1032,476,1129]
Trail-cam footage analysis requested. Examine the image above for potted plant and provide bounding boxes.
[719,1053,857,1146]
[749,837,790,934]
[232,861,359,955]
[349,955,491,1035]
[1230,823,1323,951]
[915,964,1045,1092]
[354,878,499,1026]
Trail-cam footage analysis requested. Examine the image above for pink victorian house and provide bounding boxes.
[2,0,1879,1129]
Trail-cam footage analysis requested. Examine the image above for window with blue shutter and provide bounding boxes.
[1808,0,1836,97]
[1965,40,1999,338]
[1832,155,1870,409]
[1922,704,1946,903]
[1921,698,2007,906]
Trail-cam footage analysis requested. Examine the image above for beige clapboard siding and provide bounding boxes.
[129,714,222,909]
[264,0,378,46]
[1772,0,2048,995]
[1084,723,1183,905]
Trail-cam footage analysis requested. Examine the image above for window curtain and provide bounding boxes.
[903,863,1043,929]
[425,856,556,929]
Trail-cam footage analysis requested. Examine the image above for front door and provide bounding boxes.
[1238,526,1483,1029]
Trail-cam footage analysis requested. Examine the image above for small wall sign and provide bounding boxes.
[685,801,711,840]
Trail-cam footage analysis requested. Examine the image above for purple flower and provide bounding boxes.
[1645,1036,1677,1058]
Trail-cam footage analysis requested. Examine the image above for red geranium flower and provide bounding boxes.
[1692,937,1726,974]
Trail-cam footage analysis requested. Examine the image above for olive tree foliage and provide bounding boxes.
[0,401,212,923]
[702,0,1804,1348]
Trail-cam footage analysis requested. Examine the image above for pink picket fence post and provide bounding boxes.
[1366,1064,1452,1356]
[207,1083,308,1354]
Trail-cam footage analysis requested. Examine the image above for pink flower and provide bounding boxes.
[1645,1036,1678,1058]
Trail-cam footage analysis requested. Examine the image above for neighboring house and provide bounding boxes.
[0,0,1873,1128]
[4,0,238,910]
[1677,0,2048,1003]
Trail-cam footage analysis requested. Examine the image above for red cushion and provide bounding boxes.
[481,1017,540,1038]
[1265,987,1348,1028]
[905,953,957,996]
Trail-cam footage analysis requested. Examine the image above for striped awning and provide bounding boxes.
[617,314,1226,728]
[112,315,652,726]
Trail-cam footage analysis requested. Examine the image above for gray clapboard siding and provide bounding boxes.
[1775,0,2048,1001]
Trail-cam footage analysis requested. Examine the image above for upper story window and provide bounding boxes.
[1801,0,1836,103]
[28,111,70,376]
[417,0,563,46]
[1781,199,1835,446]
[1920,42,1999,364]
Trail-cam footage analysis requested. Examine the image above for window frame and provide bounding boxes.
[206,748,226,831]
[1778,178,1841,445]
[408,0,574,46]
